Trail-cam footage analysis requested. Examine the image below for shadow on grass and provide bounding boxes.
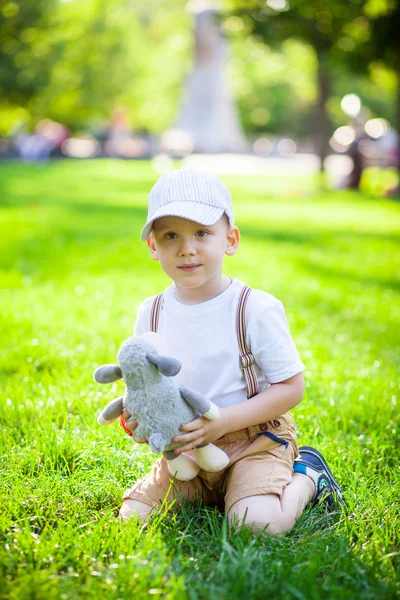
[3,208,399,290]
[0,182,154,209]
[60,202,148,220]
[0,200,149,277]
[1,163,399,292]
[240,226,400,247]
[298,257,400,293]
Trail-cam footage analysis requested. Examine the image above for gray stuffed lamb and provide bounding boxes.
[94,332,229,481]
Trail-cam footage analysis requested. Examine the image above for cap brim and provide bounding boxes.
[141,201,225,241]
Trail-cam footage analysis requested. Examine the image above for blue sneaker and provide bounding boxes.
[293,446,344,507]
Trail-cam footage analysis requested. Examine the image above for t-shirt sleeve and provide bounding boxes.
[248,301,305,384]
[133,297,154,336]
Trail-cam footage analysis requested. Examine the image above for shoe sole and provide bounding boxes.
[298,445,344,499]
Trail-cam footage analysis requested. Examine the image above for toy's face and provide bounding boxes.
[117,337,182,379]
[94,337,181,386]
[117,339,152,376]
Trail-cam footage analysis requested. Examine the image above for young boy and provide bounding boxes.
[118,168,342,534]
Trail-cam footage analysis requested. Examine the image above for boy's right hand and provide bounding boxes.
[120,409,148,444]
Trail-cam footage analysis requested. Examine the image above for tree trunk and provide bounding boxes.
[396,62,400,176]
[315,53,331,173]
[390,6,400,195]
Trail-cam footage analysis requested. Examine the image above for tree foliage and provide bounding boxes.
[0,0,397,144]
[222,0,397,167]
[0,0,190,134]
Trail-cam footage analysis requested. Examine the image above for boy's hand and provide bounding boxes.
[121,409,148,444]
[172,409,229,454]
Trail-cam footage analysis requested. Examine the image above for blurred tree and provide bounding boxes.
[371,3,399,177]
[0,0,57,103]
[224,0,382,172]
[227,33,317,141]
[1,0,397,165]
[341,0,399,176]
[0,0,190,135]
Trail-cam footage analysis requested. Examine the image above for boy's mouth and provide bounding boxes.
[178,264,201,272]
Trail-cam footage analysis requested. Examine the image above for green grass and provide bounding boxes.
[0,159,399,599]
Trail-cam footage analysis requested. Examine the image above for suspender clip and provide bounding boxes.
[240,353,255,370]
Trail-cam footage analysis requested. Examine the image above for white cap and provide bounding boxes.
[141,168,234,241]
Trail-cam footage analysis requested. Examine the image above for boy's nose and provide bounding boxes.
[179,238,196,255]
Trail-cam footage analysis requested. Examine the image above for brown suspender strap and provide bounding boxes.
[236,285,259,398]
[149,285,259,399]
[150,293,163,333]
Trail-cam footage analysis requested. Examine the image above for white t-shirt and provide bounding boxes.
[134,278,305,409]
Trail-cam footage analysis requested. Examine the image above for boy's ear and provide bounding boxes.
[146,233,159,261]
[225,226,240,256]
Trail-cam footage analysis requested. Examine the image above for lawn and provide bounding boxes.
[0,159,399,599]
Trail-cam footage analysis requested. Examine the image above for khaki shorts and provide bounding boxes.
[123,412,299,514]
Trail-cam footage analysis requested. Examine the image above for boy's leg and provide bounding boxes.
[119,499,154,522]
[228,473,314,536]
[120,455,217,522]
[225,444,342,536]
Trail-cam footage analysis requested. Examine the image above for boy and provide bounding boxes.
[118,168,342,534]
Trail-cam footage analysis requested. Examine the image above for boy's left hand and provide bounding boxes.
[172,409,229,454]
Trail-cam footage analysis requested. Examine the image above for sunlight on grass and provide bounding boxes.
[0,160,399,599]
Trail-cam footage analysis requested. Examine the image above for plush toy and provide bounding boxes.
[94,332,230,481]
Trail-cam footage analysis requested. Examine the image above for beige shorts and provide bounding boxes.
[123,412,299,514]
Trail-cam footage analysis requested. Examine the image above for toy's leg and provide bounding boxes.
[119,499,153,522]
[163,450,201,481]
[194,443,230,472]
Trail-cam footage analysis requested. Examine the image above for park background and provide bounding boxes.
[1,1,399,599]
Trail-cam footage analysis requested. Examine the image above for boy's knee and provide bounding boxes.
[227,499,294,537]
[263,519,293,537]
[119,499,153,522]
[228,499,267,534]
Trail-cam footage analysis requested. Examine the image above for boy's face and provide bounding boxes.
[147,215,239,299]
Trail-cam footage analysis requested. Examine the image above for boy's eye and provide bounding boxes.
[164,232,178,240]
[197,230,209,237]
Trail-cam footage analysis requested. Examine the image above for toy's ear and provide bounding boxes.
[146,353,181,377]
[94,364,123,383]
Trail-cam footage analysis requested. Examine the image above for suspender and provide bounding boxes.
[150,293,163,333]
[236,286,259,398]
[149,285,259,399]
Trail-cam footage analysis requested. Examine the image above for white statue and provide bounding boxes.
[167,1,248,154]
